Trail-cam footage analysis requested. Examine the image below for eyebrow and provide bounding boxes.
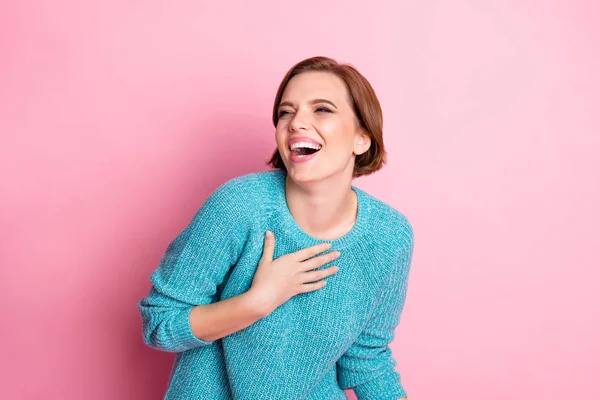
[278,98,338,110]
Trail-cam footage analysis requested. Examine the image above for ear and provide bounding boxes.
[353,129,371,156]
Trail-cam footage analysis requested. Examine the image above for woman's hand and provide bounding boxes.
[248,230,341,316]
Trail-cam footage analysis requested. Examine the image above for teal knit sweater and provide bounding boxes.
[137,169,414,400]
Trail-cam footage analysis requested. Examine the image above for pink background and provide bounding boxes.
[1,1,598,399]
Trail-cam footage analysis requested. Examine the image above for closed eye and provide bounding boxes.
[277,107,333,119]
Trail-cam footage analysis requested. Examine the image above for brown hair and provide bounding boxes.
[266,56,387,178]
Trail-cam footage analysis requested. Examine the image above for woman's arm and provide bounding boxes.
[137,180,253,352]
[188,289,268,342]
[336,222,414,400]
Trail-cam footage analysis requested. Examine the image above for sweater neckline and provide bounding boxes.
[271,169,369,248]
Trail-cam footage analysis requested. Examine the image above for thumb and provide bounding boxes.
[261,230,275,262]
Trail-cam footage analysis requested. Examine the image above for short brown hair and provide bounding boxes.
[266,56,387,178]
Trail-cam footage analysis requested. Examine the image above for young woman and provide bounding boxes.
[138,56,414,400]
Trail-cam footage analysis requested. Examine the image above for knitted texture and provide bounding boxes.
[137,169,414,400]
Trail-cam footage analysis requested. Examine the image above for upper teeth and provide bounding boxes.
[290,142,322,151]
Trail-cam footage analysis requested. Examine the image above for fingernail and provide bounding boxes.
[266,231,273,238]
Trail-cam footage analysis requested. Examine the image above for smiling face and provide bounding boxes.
[275,71,371,184]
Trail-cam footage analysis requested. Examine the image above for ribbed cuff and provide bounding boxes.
[169,307,215,350]
[352,369,407,400]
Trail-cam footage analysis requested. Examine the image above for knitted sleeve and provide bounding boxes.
[336,224,414,400]
[137,180,249,353]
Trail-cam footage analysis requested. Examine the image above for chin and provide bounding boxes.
[285,167,320,182]
[290,168,336,185]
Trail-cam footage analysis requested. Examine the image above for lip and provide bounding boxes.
[288,136,323,151]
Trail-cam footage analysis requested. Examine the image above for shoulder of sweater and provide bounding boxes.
[204,169,278,212]
[358,188,414,252]
[360,191,415,285]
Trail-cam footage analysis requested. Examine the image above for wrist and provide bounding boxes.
[244,288,274,318]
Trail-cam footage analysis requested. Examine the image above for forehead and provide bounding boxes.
[281,71,349,104]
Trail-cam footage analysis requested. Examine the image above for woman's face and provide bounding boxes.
[275,71,370,184]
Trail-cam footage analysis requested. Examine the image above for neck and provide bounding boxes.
[285,171,358,241]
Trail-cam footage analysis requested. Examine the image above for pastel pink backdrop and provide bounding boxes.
[1,1,598,399]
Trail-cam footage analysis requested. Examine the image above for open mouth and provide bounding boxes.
[289,141,323,157]
[291,147,321,156]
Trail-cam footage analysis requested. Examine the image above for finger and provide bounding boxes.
[261,230,275,261]
[300,266,339,282]
[293,242,332,262]
[298,280,327,293]
[300,250,340,271]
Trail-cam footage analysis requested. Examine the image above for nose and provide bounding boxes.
[289,110,310,131]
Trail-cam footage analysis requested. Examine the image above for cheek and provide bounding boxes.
[316,120,341,140]
[275,130,287,151]
[320,121,355,147]
[275,120,287,135]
